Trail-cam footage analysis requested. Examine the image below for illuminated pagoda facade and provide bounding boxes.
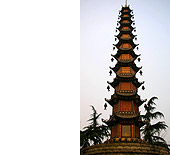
[104,4,146,140]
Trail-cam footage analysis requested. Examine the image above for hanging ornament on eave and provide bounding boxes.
[113,46,115,50]
[139,70,143,75]
[136,46,139,50]
[109,70,112,76]
[107,85,110,91]
[142,85,145,90]
[134,29,136,32]
[116,29,117,32]
[104,103,107,110]
[137,57,141,62]
[133,23,135,26]
[115,38,117,41]
[111,58,114,62]
[135,37,137,41]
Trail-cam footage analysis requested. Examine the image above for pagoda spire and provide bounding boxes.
[125,0,127,7]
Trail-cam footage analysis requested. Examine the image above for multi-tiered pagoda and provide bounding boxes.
[104,4,145,140]
[81,3,170,155]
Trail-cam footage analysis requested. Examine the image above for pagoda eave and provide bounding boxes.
[120,9,132,14]
[111,53,139,62]
[133,79,144,88]
[119,14,134,18]
[110,63,141,73]
[108,77,142,88]
[107,79,118,88]
[103,115,144,128]
[114,42,138,49]
[102,116,118,126]
[114,50,139,59]
[115,111,138,119]
[105,95,146,107]
[114,32,137,39]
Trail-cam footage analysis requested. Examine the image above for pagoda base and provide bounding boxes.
[81,139,169,155]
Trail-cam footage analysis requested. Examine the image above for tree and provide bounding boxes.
[80,105,110,148]
[141,97,168,146]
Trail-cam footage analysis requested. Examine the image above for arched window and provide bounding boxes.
[122,27,130,31]
[123,14,129,17]
[121,34,131,39]
[122,20,130,23]
[120,43,132,49]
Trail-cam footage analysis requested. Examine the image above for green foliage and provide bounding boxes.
[80,105,110,148]
[141,97,168,147]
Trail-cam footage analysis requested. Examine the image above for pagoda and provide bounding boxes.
[104,3,146,140]
[81,2,170,155]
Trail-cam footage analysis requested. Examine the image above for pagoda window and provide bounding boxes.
[119,67,135,77]
[116,82,136,94]
[122,54,130,59]
[121,34,131,39]
[123,14,129,17]
[120,82,131,90]
[120,100,133,111]
[118,54,133,62]
[121,67,131,73]
[117,67,135,77]
[120,43,132,50]
[122,125,131,137]
[122,27,130,31]
[122,20,130,23]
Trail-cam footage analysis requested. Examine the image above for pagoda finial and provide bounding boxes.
[125,0,127,7]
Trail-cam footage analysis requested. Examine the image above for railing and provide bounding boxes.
[119,59,132,63]
[118,73,133,77]
[115,111,135,114]
[116,90,136,96]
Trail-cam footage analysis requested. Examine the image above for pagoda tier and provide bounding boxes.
[107,77,144,88]
[105,93,146,107]
[113,41,139,51]
[110,62,142,73]
[120,7,132,13]
[111,53,140,62]
[103,115,144,139]
[118,18,134,26]
[115,32,136,41]
[104,114,144,127]
[116,24,136,32]
[105,5,146,139]
[119,12,134,19]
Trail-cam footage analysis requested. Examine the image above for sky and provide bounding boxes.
[80,0,170,143]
